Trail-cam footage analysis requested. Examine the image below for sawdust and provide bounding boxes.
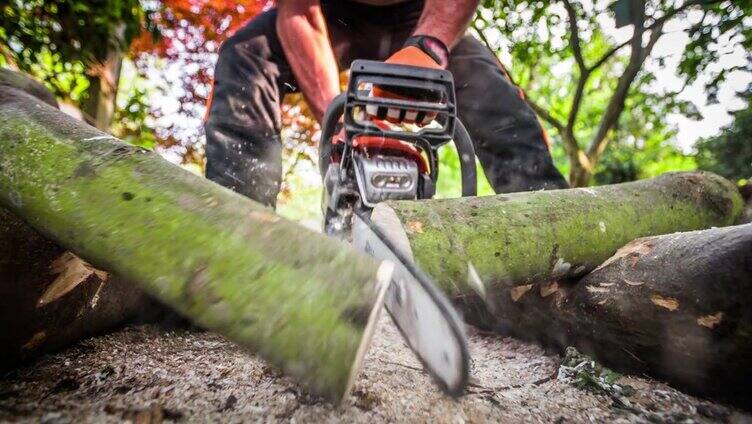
[0,317,748,423]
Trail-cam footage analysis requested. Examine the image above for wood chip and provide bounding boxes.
[510,284,533,302]
[406,220,424,234]
[650,294,679,311]
[540,281,559,298]
[586,285,610,294]
[697,312,724,329]
[623,279,644,286]
[38,252,108,307]
[594,239,654,271]
[22,331,46,350]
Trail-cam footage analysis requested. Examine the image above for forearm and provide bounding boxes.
[413,0,480,49]
[277,0,340,123]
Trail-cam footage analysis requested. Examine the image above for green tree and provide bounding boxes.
[695,104,752,182]
[474,0,751,186]
[0,0,154,129]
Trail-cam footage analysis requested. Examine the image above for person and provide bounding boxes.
[204,0,568,208]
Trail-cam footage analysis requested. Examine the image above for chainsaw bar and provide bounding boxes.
[352,210,469,397]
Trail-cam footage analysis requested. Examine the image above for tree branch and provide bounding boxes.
[586,11,661,166]
[526,97,566,135]
[561,0,588,73]
[589,38,631,72]
[567,69,590,137]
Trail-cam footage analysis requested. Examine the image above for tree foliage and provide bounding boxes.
[0,0,152,103]
[695,104,752,182]
[473,0,751,186]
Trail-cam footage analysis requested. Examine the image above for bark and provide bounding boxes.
[0,68,57,108]
[557,225,752,408]
[0,208,157,367]
[0,86,391,402]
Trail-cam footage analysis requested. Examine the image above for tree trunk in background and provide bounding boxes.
[0,86,391,402]
[79,27,124,131]
[0,208,156,368]
[739,183,752,224]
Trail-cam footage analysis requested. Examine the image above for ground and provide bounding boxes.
[0,316,749,423]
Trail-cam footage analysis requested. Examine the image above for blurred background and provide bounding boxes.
[1,0,749,227]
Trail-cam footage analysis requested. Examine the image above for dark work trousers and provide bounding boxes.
[204,1,568,207]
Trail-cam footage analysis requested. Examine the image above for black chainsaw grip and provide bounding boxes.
[319,93,347,176]
[453,119,477,197]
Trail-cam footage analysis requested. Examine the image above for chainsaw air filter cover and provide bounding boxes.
[353,153,419,207]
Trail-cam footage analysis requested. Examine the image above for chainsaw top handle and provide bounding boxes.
[320,60,477,198]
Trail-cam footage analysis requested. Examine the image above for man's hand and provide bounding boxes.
[366,0,480,126]
[367,36,448,126]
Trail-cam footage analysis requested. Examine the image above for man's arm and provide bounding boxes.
[414,0,480,51]
[277,0,340,123]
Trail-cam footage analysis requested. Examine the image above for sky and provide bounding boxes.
[608,9,751,151]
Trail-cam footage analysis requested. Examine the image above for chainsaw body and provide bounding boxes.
[321,60,477,237]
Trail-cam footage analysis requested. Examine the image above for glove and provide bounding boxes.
[368,35,449,126]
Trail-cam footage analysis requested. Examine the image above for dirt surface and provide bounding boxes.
[0,316,749,423]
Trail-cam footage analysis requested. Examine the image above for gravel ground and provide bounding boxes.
[0,316,750,423]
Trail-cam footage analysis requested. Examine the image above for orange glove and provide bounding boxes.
[368,35,449,126]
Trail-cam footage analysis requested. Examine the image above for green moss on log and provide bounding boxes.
[0,87,387,401]
[379,172,742,298]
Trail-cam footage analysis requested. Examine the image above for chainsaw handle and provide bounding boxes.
[454,119,477,197]
[319,93,347,176]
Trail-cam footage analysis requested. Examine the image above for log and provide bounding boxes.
[366,172,743,325]
[365,177,748,406]
[0,86,391,402]
[0,68,57,108]
[0,208,155,367]
[0,70,169,367]
[560,224,752,408]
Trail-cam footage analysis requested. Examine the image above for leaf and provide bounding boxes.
[540,281,560,297]
[406,220,424,234]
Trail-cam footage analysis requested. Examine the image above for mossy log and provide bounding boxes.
[0,71,161,367]
[0,86,391,402]
[0,208,157,367]
[0,68,57,108]
[367,171,742,316]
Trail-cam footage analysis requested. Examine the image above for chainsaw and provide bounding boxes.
[320,60,478,238]
[319,60,478,396]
